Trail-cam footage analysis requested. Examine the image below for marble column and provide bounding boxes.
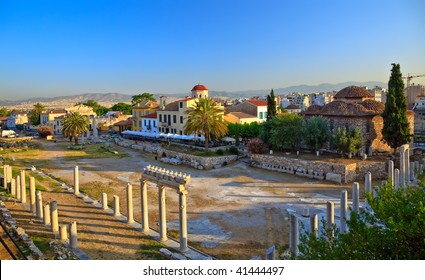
[74,166,79,195]
[11,178,16,197]
[113,195,120,216]
[158,184,167,242]
[43,204,51,226]
[365,172,372,193]
[29,177,36,214]
[400,145,406,187]
[326,201,335,238]
[178,188,188,252]
[16,175,21,201]
[102,192,108,210]
[388,160,394,186]
[126,183,134,224]
[59,224,68,241]
[405,147,410,182]
[50,201,59,234]
[6,165,12,189]
[20,170,26,203]
[340,190,348,234]
[2,165,8,189]
[352,182,359,212]
[141,180,149,232]
[310,214,318,238]
[35,191,43,219]
[290,214,299,255]
[395,168,400,190]
[69,221,78,249]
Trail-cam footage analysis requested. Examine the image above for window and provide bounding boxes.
[168,115,171,125]
[164,115,167,122]
[139,112,142,117]
[180,116,183,124]
[159,114,162,122]
[173,115,176,123]
[144,120,147,126]
[145,110,149,115]
[153,121,157,128]
[133,120,136,126]
[259,112,263,119]
[179,130,182,135]
[180,102,183,108]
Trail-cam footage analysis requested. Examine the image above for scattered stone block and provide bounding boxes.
[325,173,342,183]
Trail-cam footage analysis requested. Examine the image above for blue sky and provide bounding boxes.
[1,0,424,100]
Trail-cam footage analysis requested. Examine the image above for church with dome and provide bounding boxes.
[304,86,414,153]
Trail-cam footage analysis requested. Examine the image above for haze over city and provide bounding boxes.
[1,0,424,100]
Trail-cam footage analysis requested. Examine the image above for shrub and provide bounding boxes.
[216,149,224,156]
[37,125,53,138]
[247,138,268,154]
[229,146,239,155]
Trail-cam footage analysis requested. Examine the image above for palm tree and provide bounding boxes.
[30,102,45,125]
[61,112,89,145]
[184,98,228,152]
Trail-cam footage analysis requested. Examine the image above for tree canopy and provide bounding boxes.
[83,99,109,116]
[266,89,277,121]
[269,114,303,151]
[331,127,363,157]
[111,103,133,115]
[0,107,10,117]
[132,92,156,105]
[29,103,45,125]
[61,112,89,145]
[303,116,330,151]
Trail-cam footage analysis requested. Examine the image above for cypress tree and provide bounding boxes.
[266,89,277,121]
[382,63,411,154]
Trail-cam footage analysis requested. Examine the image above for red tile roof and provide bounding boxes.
[247,100,267,106]
[142,112,157,119]
[192,84,208,91]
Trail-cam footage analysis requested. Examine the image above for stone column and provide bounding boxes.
[50,201,59,234]
[405,147,410,182]
[395,168,400,190]
[113,195,120,216]
[310,214,318,238]
[6,165,12,189]
[69,221,78,249]
[29,177,36,214]
[43,204,51,226]
[102,192,108,210]
[2,165,8,189]
[20,170,26,203]
[388,160,394,186]
[141,180,149,232]
[35,191,43,219]
[352,182,359,212]
[265,245,276,260]
[16,175,21,201]
[179,188,188,252]
[126,183,134,224]
[158,184,167,242]
[59,224,68,241]
[289,214,299,255]
[400,144,406,187]
[11,178,16,197]
[74,166,79,195]
[326,201,335,237]
[365,172,372,193]
[410,162,415,182]
[340,190,348,234]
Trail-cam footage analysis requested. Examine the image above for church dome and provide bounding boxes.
[192,84,208,91]
[334,86,373,99]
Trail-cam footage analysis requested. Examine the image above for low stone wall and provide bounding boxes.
[251,154,388,183]
[114,138,237,170]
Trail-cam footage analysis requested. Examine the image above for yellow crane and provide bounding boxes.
[403,73,425,88]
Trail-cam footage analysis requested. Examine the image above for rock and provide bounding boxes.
[325,173,342,183]
[159,248,172,258]
[171,253,187,260]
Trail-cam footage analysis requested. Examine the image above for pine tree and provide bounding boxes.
[382,63,411,154]
[266,89,277,121]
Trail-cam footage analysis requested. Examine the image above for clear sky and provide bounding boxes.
[1,0,424,100]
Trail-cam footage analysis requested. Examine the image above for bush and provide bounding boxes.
[229,146,239,155]
[247,138,268,154]
[37,125,53,138]
[216,149,224,156]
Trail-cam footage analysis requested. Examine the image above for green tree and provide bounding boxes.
[331,127,363,158]
[0,107,10,117]
[266,89,277,121]
[83,99,110,116]
[382,63,411,154]
[29,103,45,125]
[61,112,89,145]
[131,92,156,105]
[111,103,133,115]
[227,123,243,145]
[184,98,227,152]
[243,122,260,139]
[269,114,303,151]
[259,120,273,147]
[294,179,425,260]
[303,116,330,152]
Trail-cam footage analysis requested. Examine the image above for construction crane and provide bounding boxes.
[403,73,425,88]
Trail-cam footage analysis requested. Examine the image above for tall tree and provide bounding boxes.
[83,99,110,116]
[184,98,228,152]
[132,92,156,105]
[61,112,89,145]
[269,114,303,151]
[266,89,277,121]
[382,63,411,154]
[111,103,133,115]
[29,103,45,125]
[303,116,330,152]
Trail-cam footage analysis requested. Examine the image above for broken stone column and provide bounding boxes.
[290,214,299,255]
[43,203,51,226]
[69,221,78,249]
[310,214,318,238]
[340,190,348,234]
[326,201,335,237]
[178,188,188,252]
[365,172,372,193]
[400,144,406,187]
[11,178,16,197]
[140,180,149,232]
[59,224,68,241]
[352,182,359,212]
[410,163,415,182]
[2,165,8,189]
[113,195,120,216]
[6,165,12,189]
[388,160,394,186]
[395,168,400,190]
[35,191,43,219]
[158,184,167,242]
[20,170,26,203]
[50,201,59,234]
[16,175,21,201]
[74,166,79,195]
[405,147,410,182]
[265,245,276,260]
[102,192,108,210]
[29,177,36,214]
[126,183,134,224]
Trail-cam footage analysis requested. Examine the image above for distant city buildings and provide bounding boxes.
[405,84,425,107]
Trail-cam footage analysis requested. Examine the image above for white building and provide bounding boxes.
[141,112,158,134]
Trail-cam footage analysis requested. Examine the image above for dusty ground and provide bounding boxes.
[3,138,358,259]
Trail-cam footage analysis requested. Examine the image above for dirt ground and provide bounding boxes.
[4,138,357,259]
